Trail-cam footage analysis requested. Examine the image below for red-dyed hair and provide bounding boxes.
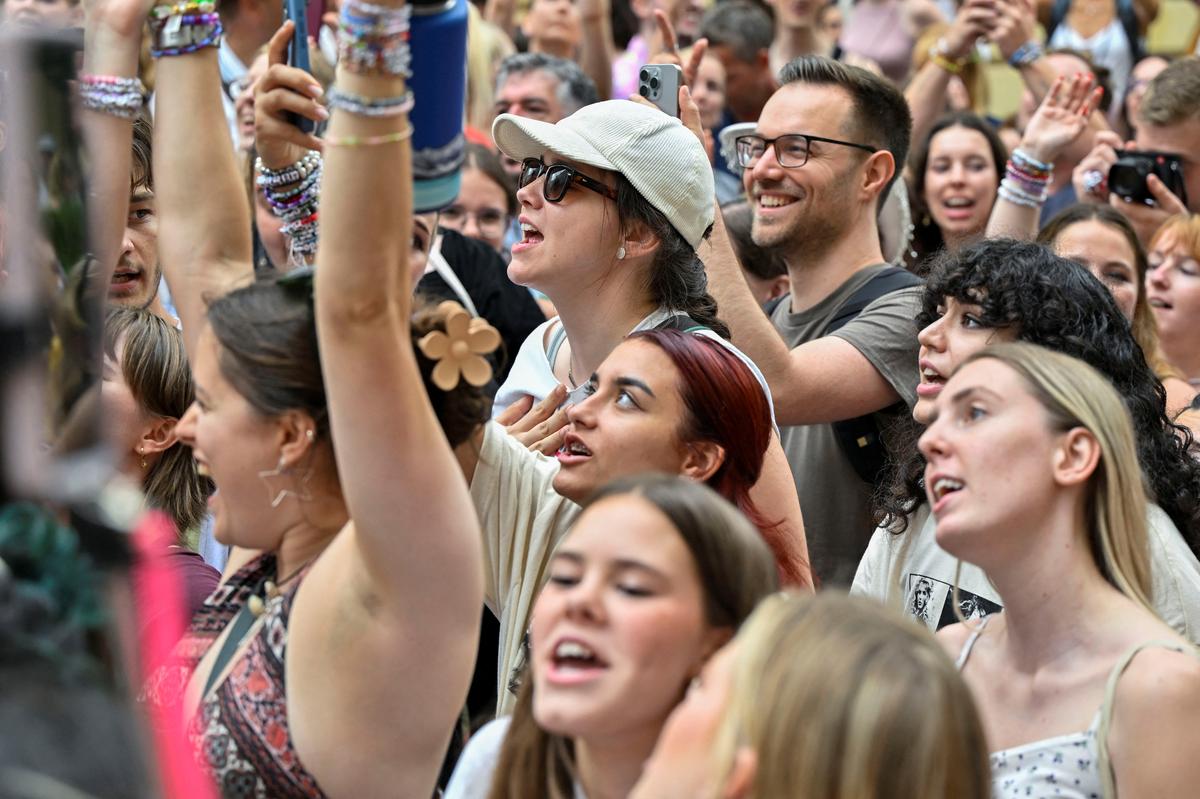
[628,328,805,585]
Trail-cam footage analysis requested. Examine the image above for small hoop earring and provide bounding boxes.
[616,246,626,260]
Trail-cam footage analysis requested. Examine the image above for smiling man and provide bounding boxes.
[110,118,172,322]
[700,56,921,585]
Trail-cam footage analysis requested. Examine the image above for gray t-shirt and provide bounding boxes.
[770,264,921,586]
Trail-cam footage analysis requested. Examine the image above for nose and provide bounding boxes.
[176,402,199,448]
[917,313,946,352]
[563,575,606,623]
[917,415,950,462]
[749,142,783,184]
[515,173,544,211]
[462,213,482,240]
[948,162,967,185]
[564,388,599,429]
[1147,259,1172,289]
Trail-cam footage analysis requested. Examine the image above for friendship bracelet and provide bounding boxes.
[150,21,223,58]
[323,127,414,147]
[326,87,414,118]
[79,74,147,120]
[999,178,1046,208]
[256,152,322,188]
[1011,148,1052,176]
[337,0,412,76]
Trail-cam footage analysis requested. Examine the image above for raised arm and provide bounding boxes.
[987,73,1100,239]
[152,9,254,354]
[905,0,990,151]
[577,0,614,99]
[80,1,142,295]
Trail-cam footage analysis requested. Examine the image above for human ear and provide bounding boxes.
[1052,427,1101,488]
[721,747,758,799]
[681,441,726,483]
[861,149,895,204]
[138,416,178,457]
[620,218,662,262]
[277,410,319,469]
[766,275,790,300]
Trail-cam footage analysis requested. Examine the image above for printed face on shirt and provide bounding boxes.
[530,493,726,743]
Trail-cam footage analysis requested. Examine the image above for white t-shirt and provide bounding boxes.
[852,503,1200,644]
[492,309,776,425]
[445,716,588,799]
[470,421,582,715]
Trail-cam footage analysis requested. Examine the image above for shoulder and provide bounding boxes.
[444,716,513,799]
[1116,646,1200,711]
[934,620,977,662]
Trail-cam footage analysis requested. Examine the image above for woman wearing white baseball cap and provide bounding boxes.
[485,97,807,572]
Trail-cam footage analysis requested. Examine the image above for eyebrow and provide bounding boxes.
[949,384,1001,405]
[615,376,655,398]
[130,190,155,204]
[551,550,668,579]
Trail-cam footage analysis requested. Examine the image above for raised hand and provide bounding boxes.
[986,0,1036,61]
[1072,130,1124,204]
[86,0,159,39]
[646,8,707,89]
[1019,73,1102,164]
[255,21,327,169]
[939,0,997,61]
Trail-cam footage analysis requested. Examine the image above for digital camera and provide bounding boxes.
[1108,150,1188,207]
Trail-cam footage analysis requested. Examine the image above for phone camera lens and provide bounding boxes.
[639,85,649,97]
[640,69,649,81]
[649,76,660,89]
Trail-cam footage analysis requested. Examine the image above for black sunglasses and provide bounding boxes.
[518,158,619,203]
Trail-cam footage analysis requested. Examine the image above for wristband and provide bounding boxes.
[1008,41,1043,68]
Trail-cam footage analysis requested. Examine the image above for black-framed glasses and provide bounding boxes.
[518,158,619,203]
[735,133,878,169]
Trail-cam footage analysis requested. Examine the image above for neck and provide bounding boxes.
[1161,339,1200,383]
[774,25,828,62]
[532,38,575,60]
[273,483,348,581]
[550,275,657,382]
[785,212,885,312]
[980,505,1126,673]
[575,725,663,799]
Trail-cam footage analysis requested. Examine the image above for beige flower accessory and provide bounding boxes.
[417,301,502,390]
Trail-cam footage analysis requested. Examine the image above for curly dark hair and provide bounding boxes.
[877,239,1200,556]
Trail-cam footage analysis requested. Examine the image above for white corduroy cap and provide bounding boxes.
[491,100,715,249]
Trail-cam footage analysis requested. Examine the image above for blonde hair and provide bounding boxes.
[466,2,516,133]
[962,343,1154,610]
[711,593,991,799]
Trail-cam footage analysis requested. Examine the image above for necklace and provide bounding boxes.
[247,558,314,617]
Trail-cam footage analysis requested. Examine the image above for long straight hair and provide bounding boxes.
[487,475,779,799]
[962,344,1154,610]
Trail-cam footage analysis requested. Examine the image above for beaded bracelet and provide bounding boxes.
[999,177,1046,208]
[324,126,414,147]
[1011,148,1052,176]
[337,0,412,76]
[256,152,322,189]
[149,0,222,58]
[326,87,415,118]
[80,74,147,120]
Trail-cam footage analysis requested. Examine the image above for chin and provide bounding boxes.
[551,470,594,505]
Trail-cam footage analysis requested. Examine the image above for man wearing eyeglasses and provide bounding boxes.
[700,55,921,586]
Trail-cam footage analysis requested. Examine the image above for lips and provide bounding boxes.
[916,359,947,398]
[511,216,543,256]
[544,636,609,686]
[927,472,965,514]
[109,267,143,297]
[556,431,592,465]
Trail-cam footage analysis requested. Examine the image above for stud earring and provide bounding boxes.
[616,246,626,260]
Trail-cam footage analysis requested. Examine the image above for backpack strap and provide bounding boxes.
[653,313,708,334]
[826,267,923,486]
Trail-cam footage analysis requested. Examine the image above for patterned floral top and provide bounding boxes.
[145,554,328,798]
[989,713,1103,799]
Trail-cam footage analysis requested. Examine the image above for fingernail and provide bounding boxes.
[315,105,330,119]
[307,83,324,97]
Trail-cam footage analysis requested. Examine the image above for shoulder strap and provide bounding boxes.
[545,321,568,371]
[1048,0,1070,39]
[1116,0,1143,63]
[953,616,992,671]
[1097,640,1199,799]
[825,267,922,486]
[824,266,923,335]
[201,600,262,699]
[654,313,708,334]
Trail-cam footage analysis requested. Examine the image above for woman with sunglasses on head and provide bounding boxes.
[124,4,488,794]
[922,343,1200,799]
[852,239,1200,642]
[445,474,779,799]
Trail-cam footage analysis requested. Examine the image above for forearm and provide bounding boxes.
[752,436,813,590]
[578,13,614,100]
[80,18,141,292]
[698,205,799,410]
[905,60,955,157]
[153,46,253,349]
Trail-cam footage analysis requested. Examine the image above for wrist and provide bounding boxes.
[1007,40,1042,67]
[937,34,972,62]
[1016,138,1054,165]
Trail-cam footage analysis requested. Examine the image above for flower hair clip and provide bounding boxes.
[418,301,502,390]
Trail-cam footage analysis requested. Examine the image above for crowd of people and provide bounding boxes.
[3,0,1200,796]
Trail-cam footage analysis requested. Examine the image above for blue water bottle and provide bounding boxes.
[408,0,468,213]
